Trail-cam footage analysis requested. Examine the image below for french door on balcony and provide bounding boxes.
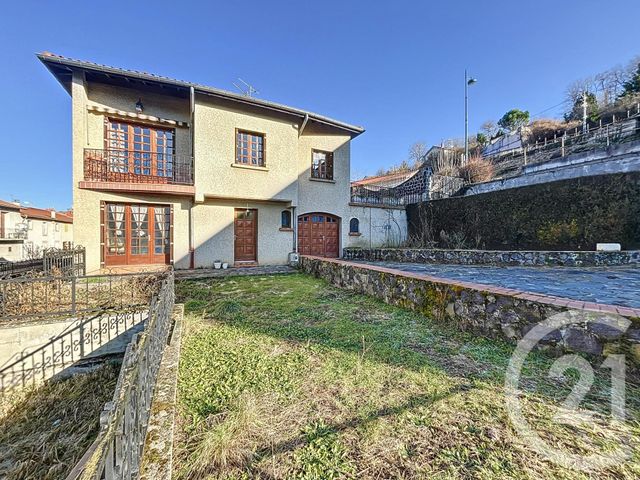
[105,119,175,181]
[103,203,172,266]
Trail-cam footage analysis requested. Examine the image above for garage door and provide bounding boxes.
[297,213,339,258]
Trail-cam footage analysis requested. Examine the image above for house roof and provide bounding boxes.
[351,169,421,188]
[20,207,73,224]
[37,52,365,137]
[0,200,20,211]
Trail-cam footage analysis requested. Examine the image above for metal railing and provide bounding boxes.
[43,246,86,277]
[0,228,27,240]
[65,272,175,480]
[350,184,426,206]
[487,111,640,178]
[0,258,43,278]
[0,246,86,279]
[84,149,194,185]
[0,270,165,322]
[0,309,147,392]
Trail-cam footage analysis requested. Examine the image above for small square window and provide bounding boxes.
[311,150,334,180]
[236,130,265,167]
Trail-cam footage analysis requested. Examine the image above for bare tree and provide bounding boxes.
[408,141,428,168]
[23,243,42,260]
[481,120,498,138]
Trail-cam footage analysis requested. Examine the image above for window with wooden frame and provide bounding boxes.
[105,119,175,178]
[311,149,334,180]
[235,130,265,167]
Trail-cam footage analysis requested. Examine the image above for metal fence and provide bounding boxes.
[0,309,147,392]
[0,246,86,279]
[487,111,640,178]
[43,246,86,276]
[65,272,175,480]
[0,258,43,278]
[0,270,166,323]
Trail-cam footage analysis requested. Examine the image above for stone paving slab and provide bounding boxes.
[355,261,640,309]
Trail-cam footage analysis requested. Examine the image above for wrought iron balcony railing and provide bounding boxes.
[84,149,194,185]
[0,229,27,240]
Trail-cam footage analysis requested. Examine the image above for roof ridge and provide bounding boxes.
[38,52,365,135]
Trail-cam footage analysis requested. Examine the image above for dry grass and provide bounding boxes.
[528,119,581,143]
[458,155,495,183]
[0,362,119,480]
[174,275,640,479]
[0,272,165,321]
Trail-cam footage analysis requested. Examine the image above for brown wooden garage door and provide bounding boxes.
[297,213,339,257]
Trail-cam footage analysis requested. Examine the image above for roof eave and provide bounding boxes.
[37,53,365,137]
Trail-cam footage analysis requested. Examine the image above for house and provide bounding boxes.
[0,200,74,261]
[39,53,404,272]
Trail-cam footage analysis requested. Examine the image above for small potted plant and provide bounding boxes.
[213,260,222,269]
[222,262,229,269]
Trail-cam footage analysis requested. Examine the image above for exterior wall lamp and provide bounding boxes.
[135,98,144,113]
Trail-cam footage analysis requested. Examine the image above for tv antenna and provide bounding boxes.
[232,78,259,97]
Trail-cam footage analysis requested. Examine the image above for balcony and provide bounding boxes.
[81,149,195,196]
[0,229,27,240]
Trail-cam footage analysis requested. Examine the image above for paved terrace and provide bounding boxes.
[352,260,640,310]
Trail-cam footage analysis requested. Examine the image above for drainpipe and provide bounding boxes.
[292,206,297,252]
[189,86,195,269]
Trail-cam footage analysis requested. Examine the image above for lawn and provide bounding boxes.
[174,273,640,479]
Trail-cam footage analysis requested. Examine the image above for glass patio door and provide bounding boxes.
[104,203,171,266]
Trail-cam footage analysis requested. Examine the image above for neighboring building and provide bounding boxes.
[39,53,402,271]
[0,200,73,261]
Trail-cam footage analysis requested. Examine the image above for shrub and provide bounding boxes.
[458,156,495,183]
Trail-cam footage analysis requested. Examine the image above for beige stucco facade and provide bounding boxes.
[0,205,73,262]
[53,56,404,272]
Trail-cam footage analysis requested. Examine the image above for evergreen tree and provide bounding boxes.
[620,62,640,98]
[564,91,599,123]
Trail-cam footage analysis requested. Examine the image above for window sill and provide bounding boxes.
[231,163,269,172]
[279,227,294,232]
[309,177,336,184]
[348,232,362,237]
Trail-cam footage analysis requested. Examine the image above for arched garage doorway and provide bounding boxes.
[297,213,340,258]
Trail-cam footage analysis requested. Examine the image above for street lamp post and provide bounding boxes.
[464,69,477,162]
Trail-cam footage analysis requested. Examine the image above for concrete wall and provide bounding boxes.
[466,140,640,196]
[346,206,407,248]
[0,310,147,392]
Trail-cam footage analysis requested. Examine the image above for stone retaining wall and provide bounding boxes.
[343,247,640,267]
[299,256,640,361]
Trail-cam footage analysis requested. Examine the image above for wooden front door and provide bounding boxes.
[297,213,340,258]
[104,203,171,266]
[234,209,257,263]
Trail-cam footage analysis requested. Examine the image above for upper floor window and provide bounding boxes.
[236,130,265,167]
[311,150,334,180]
[42,222,48,236]
[105,119,175,177]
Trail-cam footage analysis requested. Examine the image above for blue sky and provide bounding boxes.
[1,0,639,210]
